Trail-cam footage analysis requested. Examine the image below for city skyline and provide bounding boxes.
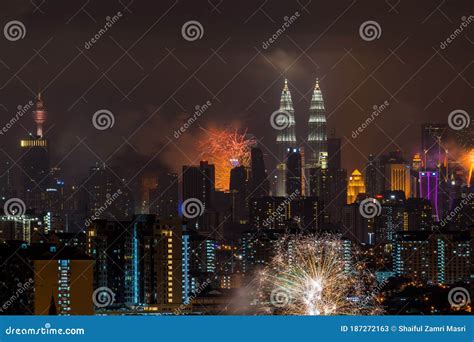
[0,0,472,317]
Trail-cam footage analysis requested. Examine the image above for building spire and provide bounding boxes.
[315,78,320,90]
[33,92,47,137]
[307,77,327,166]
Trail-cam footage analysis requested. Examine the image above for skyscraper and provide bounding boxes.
[20,93,51,211]
[33,247,93,315]
[182,161,215,208]
[365,154,377,196]
[307,79,327,167]
[419,171,440,221]
[385,164,411,198]
[250,146,269,198]
[327,136,341,172]
[229,165,248,222]
[275,79,297,196]
[347,169,365,204]
[149,172,179,219]
[286,148,302,196]
[85,163,134,222]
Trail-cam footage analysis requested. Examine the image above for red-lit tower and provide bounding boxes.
[32,92,47,137]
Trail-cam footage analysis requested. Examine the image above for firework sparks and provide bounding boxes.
[199,128,256,191]
[259,234,383,315]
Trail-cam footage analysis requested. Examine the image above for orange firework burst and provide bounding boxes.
[199,128,256,191]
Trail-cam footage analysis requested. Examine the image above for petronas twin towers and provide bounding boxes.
[275,78,327,196]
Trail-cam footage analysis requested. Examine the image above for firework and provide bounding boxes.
[199,128,256,191]
[259,234,383,315]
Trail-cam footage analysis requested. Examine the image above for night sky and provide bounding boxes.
[0,0,472,184]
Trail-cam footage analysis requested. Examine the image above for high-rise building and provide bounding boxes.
[229,165,248,222]
[249,197,289,230]
[275,79,297,196]
[327,136,341,172]
[286,148,302,196]
[149,172,179,219]
[87,215,182,307]
[33,247,94,315]
[250,146,269,198]
[342,202,373,245]
[307,79,327,167]
[374,191,405,244]
[393,231,470,285]
[347,169,365,204]
[365,154,377,196]
[404,198,432,231]
[182,230,216,303]
[419,171,439,221]
[20,93,51,212]
[182,161,215,209]
[84,163,134,223]
[385,164,411,198]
